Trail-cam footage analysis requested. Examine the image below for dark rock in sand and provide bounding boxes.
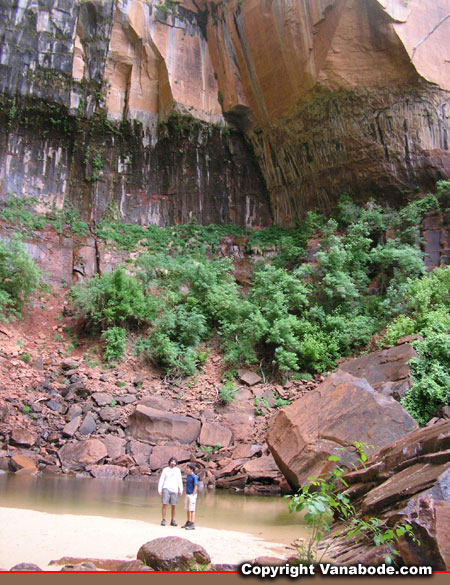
[116,560,153,571]
[137,536,210,571]
[10,563,42,571]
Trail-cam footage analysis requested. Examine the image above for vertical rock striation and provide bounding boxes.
[1,0,450,226]
[201,0,450,223]
[0,0,271,227]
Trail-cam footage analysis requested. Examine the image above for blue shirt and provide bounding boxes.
[186,473,198,495]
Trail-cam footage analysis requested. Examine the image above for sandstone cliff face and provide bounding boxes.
[202,0,450,223]
[0,0,270,227]
[0,0,449,227]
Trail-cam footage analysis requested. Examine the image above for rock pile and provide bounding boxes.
[0,352,318,493]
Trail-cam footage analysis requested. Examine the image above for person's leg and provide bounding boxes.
[183,496,189,528]
[170,504,178,525]
[161,489,169,525]
[185,499,196,529]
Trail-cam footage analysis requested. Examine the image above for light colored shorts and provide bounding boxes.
[184,493,197,512]
[161,488,178,505]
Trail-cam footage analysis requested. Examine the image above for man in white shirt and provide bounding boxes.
[158,456,183,526]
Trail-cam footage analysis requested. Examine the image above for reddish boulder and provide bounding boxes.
[137,536,211,570]
[116,560,153,571]
[149,445,191,470]
[267,370,417,489]
[10,454,37,474]
[10,563,42,571]
[361,463,450,514]
[340,343,417,401]
[59,439,107,470]
[238,369,262,386]
[92,393,114,406]
[128,440,153,466]
[242,455,281,481]
[62,415,82,438]
[86,464,129,480]
[396,496,450,570]
[10,428,36,448]
[102,435,126,460]
[126,406,201,444]
[221,413,255,443]
[232,444,262,460]
[198,422,232,448]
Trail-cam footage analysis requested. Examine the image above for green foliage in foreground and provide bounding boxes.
[287,453,418,565]
[0,237,40,320]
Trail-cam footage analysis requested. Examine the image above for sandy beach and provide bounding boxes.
[0,507,290,571]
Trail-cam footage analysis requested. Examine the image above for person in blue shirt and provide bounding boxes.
[182,463,198,530]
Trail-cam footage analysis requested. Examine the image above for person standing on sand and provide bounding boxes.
[182,463,198,530]
[158,457,183,526]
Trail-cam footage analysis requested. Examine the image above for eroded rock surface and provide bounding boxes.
[266,370,418,489]
[137,536,211,571]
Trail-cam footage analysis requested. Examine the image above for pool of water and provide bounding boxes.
[0,472,307,546]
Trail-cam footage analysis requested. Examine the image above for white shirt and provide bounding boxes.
[158,466,183,495]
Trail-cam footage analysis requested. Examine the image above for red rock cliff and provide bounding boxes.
[199,0,450,223]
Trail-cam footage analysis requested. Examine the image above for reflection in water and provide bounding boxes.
[0,473,306,544]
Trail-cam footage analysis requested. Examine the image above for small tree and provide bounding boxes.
[0,236,40,320]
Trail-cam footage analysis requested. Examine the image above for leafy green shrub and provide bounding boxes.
[70,267,156,330]
[135,253,242,376]
[0,236,40,320]
[219,381,236,405]
[401,334,450,426]
[382,315,416,346]
[101,327,127,364]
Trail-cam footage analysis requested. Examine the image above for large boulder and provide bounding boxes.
[220,413,255,443]
[340,342,417,401]
[198,422,232,448]
[126,406,201,444]
[266,370,417,489]
[102,435,126,460]
[59,439,107,470]
[241,455,281,482]
[10,454,37,474]
[137,537,211,571]
[86,464,129,480]
[149,445,191,471]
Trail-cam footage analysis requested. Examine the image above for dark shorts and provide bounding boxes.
[161,488,178,505]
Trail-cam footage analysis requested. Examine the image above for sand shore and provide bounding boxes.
[0,507,290,571]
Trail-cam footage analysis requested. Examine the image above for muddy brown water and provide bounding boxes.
[0,473,307,547]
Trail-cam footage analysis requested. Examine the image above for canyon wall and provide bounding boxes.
[201,0,450,224]
[1,0,450,227]
[0,0,270,227]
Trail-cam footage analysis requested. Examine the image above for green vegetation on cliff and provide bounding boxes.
[0,236,40,321]
[2,183,449,426]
